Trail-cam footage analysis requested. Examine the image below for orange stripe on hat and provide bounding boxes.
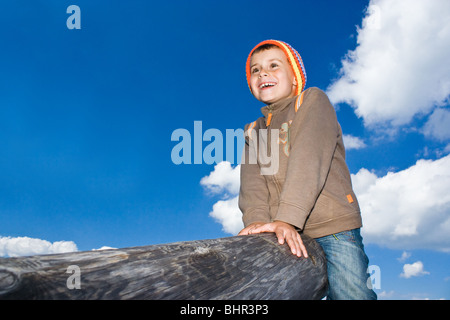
[246,40,307,97]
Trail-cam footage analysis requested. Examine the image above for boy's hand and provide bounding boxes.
[241,221,308,258]
[238,222,266,236]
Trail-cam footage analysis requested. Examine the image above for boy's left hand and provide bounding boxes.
[247,221,308,258]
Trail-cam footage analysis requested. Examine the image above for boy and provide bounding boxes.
[238,40,376,300]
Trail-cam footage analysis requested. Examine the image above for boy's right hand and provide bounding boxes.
[238,221,308,258]
[238,222,267,236]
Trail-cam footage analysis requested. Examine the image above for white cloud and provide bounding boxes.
[350,168,378,196]
[209,196,243,235]
[92,246,117,251]
[201,161,243,235]
[352,154,450,251]
[327,0,450,134]
[400,261,430,279]
[397,251,412,263]
[343,134,367,150]
[0,236,78,257]
[200,161,240,196]
[422,108,450,141]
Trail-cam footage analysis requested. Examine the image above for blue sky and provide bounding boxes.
[1,0,449,300]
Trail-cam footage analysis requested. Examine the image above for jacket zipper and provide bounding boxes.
[266,111,281,193]
[266,108,273,157]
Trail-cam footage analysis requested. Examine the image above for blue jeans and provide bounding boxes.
[315,228,377,300]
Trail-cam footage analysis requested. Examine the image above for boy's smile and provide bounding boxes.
[249,48,297,105]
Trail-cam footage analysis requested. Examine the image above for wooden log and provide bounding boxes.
[0,233,327,300]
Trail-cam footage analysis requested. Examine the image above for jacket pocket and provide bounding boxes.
[305,192,334,226]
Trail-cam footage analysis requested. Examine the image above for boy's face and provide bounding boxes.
[249,48,297,105]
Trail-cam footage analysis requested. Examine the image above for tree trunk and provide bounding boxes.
[0,233,327,300]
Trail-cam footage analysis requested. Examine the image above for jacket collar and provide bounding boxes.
[261,95,298,118]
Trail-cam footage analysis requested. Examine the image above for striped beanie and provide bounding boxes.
[246,40,307,96]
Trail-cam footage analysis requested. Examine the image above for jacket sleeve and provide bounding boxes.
[238,121,271,226]
[274,88,339,230]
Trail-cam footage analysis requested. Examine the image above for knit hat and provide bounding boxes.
[246,40,307,96]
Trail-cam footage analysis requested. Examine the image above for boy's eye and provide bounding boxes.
[271,63,278,68]
[251,67,259,74]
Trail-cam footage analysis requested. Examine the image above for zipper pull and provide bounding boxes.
[266,112,273,126]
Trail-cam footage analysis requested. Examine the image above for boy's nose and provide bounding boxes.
[258,69,269,78]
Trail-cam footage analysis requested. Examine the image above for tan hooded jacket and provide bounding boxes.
[239,87,362,238]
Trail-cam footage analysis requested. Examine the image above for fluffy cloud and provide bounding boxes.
[92,246,117,251]
[208,196,243,235]
[201,162,243,235]
[327,0,450,134]
[422,108,450,141]
[397,251,411,263]
[343,134,367,150]
[200,161,240,196]
[352,154,450,251]
[400,261,430,279]
[0,236,78,257]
